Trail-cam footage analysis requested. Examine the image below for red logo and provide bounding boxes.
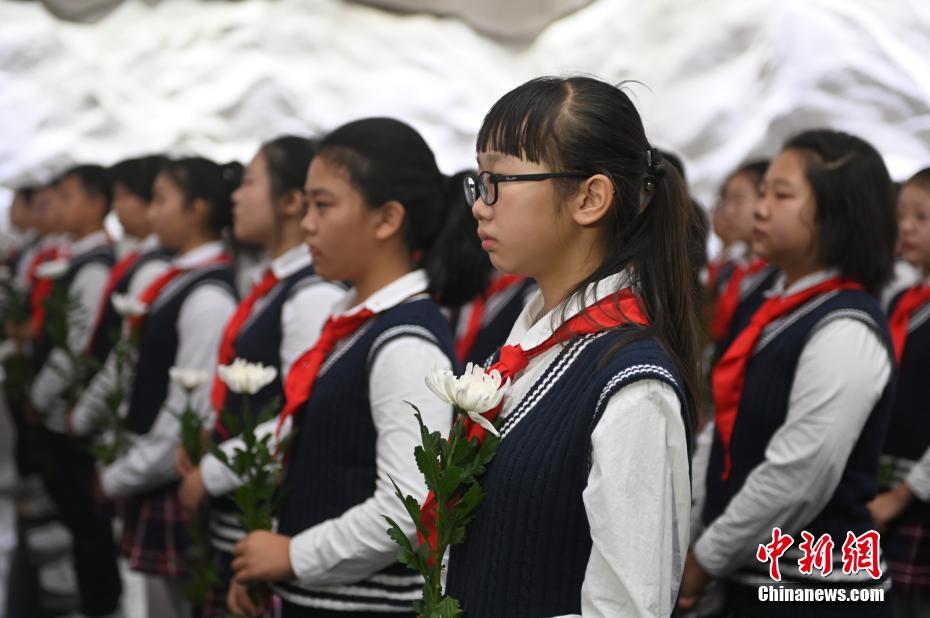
[841,530,882,579]
[757,528,882,581]
[757,527,794,582]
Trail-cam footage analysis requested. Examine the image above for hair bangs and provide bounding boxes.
[476,78,570,166]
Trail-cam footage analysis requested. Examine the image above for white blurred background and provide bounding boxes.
[1,0,929,212]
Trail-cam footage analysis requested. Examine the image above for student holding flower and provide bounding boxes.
[98,158,240,618]
[175,136,344,617]
[224,118,486,618]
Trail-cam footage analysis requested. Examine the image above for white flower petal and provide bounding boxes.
[217,359,277,394]
[424,366,455,405]
[467,410,500,437]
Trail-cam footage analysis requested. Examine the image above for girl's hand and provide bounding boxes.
[678,551,713,611]
[227,579,265,617]
[232,530,295,583]
[175,445,193,476]
[867,483,914,532]
[178,467,207,517]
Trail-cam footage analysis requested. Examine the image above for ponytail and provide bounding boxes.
[424,171,494,308]
[164,157,243,237]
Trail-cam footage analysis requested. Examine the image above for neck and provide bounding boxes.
[177,235,216,257]
[266,219,304,259]
[352,250,413,308]
[269,231,304,260]
[73,223,104,241]
[535,244,605,315]
[781,260,825,291]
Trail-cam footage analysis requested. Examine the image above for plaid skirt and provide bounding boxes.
[885,500,930,593]
[119,482,191,577]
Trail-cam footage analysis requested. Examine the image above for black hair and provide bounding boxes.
[905,167,930,192]
[784,130,896,296]
[109,155,169,203]
[259,135,317,201]
[658,149,687,183]
[477,75,703,423]
[14,185,36,205]
[726,159,770,194]
[317,118,487,307]
[163,157,243,236]
[61,164,112,211]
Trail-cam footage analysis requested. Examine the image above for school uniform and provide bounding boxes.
[881,278,930,610]
[712,263,781,362]
[694,269,896,617]
[445,272,693,618]
[208,270,455,617]
[28,229,120,617]
[706,241,748,300]
[452,273,536,366]
[70,235,172,438]
[198,244,344,617]
[100,241,237,616]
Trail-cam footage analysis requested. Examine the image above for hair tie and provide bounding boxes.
[645,148,666,179]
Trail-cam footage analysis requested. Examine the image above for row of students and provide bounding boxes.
[8,75,929,618]
[175,79,701,618]
[685,137,930,618]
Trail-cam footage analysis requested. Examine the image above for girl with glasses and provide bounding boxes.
[447,75,701,617]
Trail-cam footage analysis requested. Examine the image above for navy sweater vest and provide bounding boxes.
[216,265,320,436]
[703,289,895,587]
[33,245,115,374]
[273,296,457,613]
[882,292,930,464]
[125,264,237,435]
[445,329,690,618]
[715,265,780,361]
[87,248,171,374]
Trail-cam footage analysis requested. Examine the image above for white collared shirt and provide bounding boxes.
[265,244,345,376]
[201,269,453,588]
[493,273,691,618]
[100,241,237,497]
[692,268,893,577]
[30,230,112,432]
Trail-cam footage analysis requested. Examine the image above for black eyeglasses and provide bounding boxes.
[463,171,590,207]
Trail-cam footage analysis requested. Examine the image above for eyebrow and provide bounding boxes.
[305,187,335,198]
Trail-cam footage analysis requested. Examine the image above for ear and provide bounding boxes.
[188,197,212,229]
[275,189,305,220]
[371,200,407,241]
[570,174,615,227]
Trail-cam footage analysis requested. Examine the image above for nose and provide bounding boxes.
[300,205,317,237]
[754,194,771,222]
[472,196,492,222]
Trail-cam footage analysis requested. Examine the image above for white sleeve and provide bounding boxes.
[689,421,715,541]
[100,283,236,497]
[71,349,124,437]
[906,446,930,502]
[287,337,453,585]
[201,414,292,497]
[30,262,110,413]
[693,319,892,576]
[126,258,170,298]
[279,281,343,377]
[580,379,690,618]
